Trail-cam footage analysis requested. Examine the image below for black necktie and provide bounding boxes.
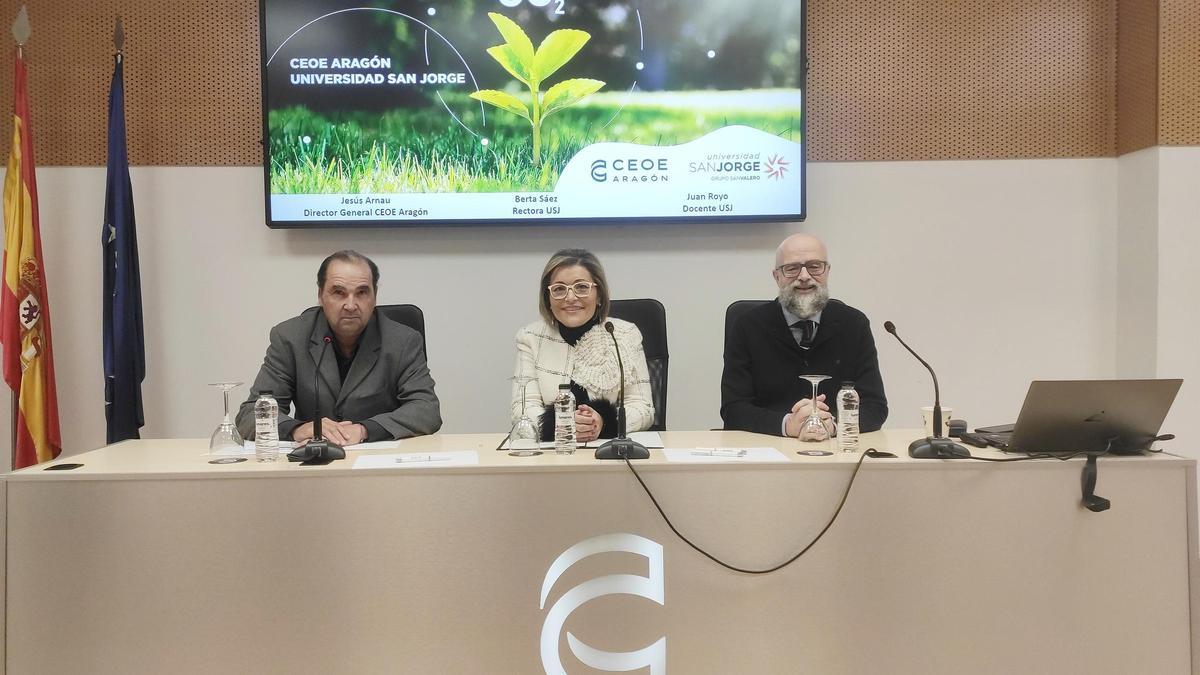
[794,320,817,348]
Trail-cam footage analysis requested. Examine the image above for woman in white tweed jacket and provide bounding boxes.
[511,249,654,442]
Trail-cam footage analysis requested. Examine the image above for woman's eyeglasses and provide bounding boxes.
[548,281,598,300]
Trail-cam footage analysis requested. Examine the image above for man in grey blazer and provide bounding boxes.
[236,250,441,445]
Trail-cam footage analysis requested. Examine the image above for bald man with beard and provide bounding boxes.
[721,234,888,437]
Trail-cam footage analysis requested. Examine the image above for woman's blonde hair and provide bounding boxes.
[538,248,610,326]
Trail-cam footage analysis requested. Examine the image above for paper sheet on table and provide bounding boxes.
[219,440,298,456]
[584,431,664,448]
[499,431,665,451]
[662,447,791,463]
[497,440,557,451]
[345,440,402,451]
[353,451,478,469]
[230,440,396,456]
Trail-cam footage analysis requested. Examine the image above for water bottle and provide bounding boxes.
[254,391,280,462]
[553,384,577,455]
[836,381,860,453]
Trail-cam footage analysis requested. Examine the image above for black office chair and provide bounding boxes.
[376,303,427,355]
[714,300,775,431]
[308,303,427,354]
[608,298,668,431]
[724,300,772,352]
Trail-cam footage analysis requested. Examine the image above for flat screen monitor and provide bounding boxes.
[259,0,806,227]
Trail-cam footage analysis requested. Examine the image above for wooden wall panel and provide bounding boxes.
[1115,0,1159,155]
[1159,0,1200,145]
[0,0,1131,165]
[0,0,261,166]
[806,0,1116,161]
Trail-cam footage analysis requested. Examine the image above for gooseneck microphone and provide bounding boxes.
[595,321,650,460]
[883,321,944,436]
[883,321,969,459]
[288,334,346,464]
[313,335,332,442]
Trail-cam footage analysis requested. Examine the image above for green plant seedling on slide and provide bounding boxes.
[470,12,604,167]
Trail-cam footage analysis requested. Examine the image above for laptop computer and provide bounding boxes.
[997,379,1182,454]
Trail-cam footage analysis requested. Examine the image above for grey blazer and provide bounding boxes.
[236,307,441,441]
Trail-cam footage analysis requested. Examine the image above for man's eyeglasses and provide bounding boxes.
[776,261,829,278]
[548,281,598,300]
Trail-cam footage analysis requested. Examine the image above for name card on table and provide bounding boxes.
[353,451,479,469]
[223,440,299,456]
[662,447,791,463]
[498,431,665,451]
[345,440,402,451]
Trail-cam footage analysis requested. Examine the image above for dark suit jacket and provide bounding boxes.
[721,298,887,436]
[236,307,441,441]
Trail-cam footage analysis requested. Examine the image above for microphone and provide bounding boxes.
[883,321,969,459]
[595,321,650,460]
[287,334,345,464]
[312,335,332,442]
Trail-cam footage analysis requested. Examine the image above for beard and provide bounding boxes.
[781,281,829,319]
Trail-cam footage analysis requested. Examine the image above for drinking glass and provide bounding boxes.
[508,376,542,457]
[208,381,244,454]
[797,375,831,443]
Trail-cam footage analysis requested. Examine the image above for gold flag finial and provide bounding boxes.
[114,15,124,54]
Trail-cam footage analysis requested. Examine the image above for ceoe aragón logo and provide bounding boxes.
[539,533,666,674]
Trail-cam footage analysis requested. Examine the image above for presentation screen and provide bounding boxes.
[260,0,805,227]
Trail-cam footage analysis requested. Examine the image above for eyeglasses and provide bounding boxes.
[776,261,829,278]
[548,281,598,300]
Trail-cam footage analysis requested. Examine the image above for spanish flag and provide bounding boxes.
[2,46,61,468]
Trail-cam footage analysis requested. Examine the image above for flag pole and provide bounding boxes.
[4,3,61,468]
[8,5,29,467]
[102,12,145,445]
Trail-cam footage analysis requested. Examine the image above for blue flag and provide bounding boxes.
[102,54,145,443]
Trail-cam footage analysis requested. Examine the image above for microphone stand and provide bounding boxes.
[288,335,345,465]
[883,321,969,459]
[595,322,649,460]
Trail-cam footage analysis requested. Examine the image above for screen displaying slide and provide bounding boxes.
[260,0,805,226]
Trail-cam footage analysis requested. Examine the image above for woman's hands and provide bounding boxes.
[574,404,605,443]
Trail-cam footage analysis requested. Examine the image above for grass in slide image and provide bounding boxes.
[269,91,802,194]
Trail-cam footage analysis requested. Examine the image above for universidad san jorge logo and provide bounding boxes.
[688,152,789,181]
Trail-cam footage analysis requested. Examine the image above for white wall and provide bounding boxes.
[1156,147,1200,459]
[1113,145,1200,463]
[10,157,1119,457]
[1116,147,1159,378]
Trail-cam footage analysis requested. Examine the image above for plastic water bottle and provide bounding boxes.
[254,391,280,462]
[837,381,860,453]
[554,384,577,455]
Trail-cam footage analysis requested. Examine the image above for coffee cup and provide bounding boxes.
[920,405,953,438]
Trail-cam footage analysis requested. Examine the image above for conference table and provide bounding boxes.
[2,430,1196,674]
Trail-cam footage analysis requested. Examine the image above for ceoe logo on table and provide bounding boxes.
[539,533,666,674]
